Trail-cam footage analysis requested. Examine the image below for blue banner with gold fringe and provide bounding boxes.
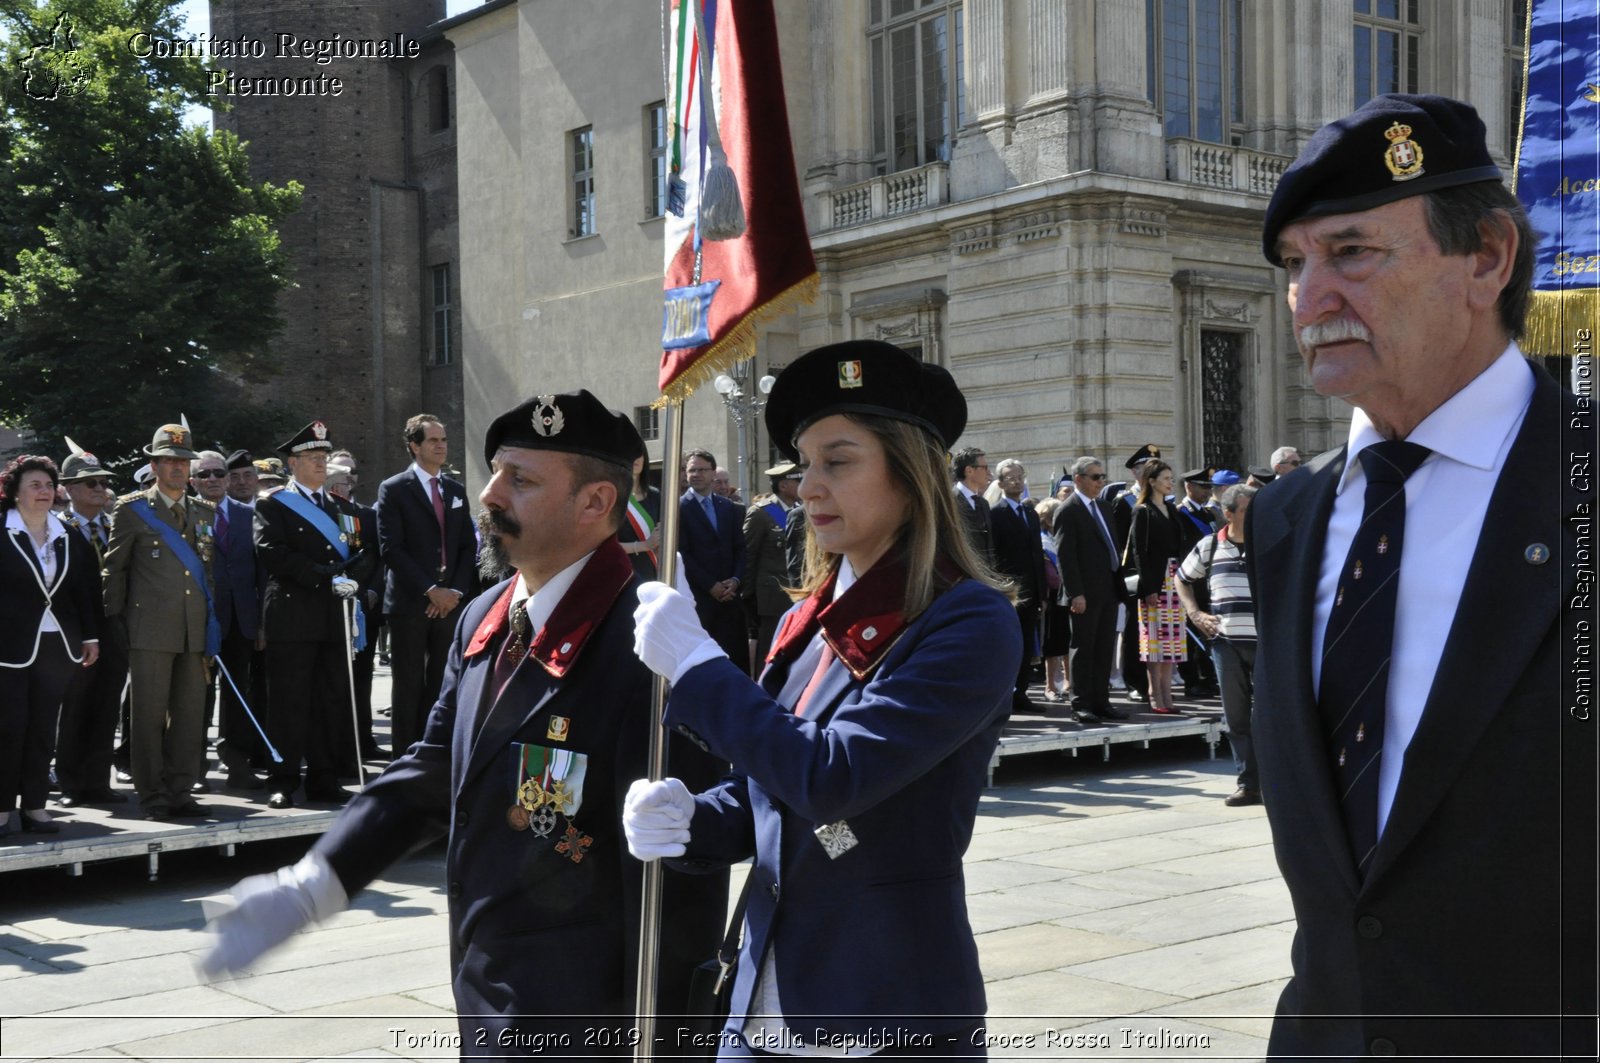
[1513,0,1600,355]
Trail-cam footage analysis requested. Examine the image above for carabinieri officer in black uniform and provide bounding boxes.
[202,392,724,1058]
[252,421,379,809]
[625,341,1018,1058]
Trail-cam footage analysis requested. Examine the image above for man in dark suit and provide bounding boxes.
[1251,94,1596,1057]
[679,448,748,673]
[742,461,801,669]
[375,414,478,757]
[201,391,724,1053]
[327,458,386,766]
[253,421,380,809]
[208,449,265,789]
[1054,456,1127,723]
[950,446,993,564]
[989,459,1047,709]
[54,446,126,807]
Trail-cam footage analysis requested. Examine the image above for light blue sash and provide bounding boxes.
[274,489,365,651]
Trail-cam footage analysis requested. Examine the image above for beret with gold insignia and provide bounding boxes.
[483,390,642,470]
[763,340,966,462]
[1263,93,1502,265]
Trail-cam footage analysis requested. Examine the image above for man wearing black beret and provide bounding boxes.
[203,391,725,1055]
[1250,93,1595,1057]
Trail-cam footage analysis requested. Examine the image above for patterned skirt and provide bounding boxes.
[1137,559,1188,662]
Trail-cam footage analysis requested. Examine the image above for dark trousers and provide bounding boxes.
[338,625,379,772]
[265,638,348,794]
[386,607,453,756]
[1068,593,1118,715]
[1120,607,1147,696]
[55,625,127,793]
[1014,602,1040,696]
[214,619,264,773]
[0,642,77,811]
[1211,638,1257,790]
[697,596,750,676]
[1178,632,1219,692]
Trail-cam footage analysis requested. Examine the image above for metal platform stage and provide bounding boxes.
[3,683,1228,879]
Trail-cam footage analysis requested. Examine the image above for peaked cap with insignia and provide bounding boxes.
[1262,93,1502,266]
[483,390,642,469]
[1124,444,1161,471]
[143,423,200,460]
[278,421,334,455]
[763,340,967,463]
[1181,467,1216,485]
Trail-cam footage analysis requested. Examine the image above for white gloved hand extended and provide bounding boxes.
[633,581,726,684]
[330,576,358,600]
[196,852,349,981]
[622,777,695,861]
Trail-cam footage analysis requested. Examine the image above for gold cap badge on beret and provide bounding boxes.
[837,360,863,389]
[1383,121,1425,181]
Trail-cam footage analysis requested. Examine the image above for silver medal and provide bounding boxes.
[529,804,559,837]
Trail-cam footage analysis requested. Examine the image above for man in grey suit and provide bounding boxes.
[1251,94,1595,1057]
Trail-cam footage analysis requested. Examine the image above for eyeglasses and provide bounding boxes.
[1281,459,1302,467]
[193,469,227,479]
[75,478,111,489]
[1085,473,1107,481]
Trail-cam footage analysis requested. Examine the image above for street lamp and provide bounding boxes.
[713,360,776,504]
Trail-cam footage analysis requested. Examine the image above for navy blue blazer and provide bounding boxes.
[666,561,1017,1043]
[1249,363,1597,1057]
[1,519,99,667]
[314,539,720,1053]
[210,496,261,640]
[678,489,746,600]
[375,468,478,615]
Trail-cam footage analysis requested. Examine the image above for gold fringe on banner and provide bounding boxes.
[656,271,821,406]
[1521,288,1600,358]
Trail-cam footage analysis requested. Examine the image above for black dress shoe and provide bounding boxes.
[81,787,127,804]
[1225,787,1263,807]
[304,785,349,805]
[142,802,173,821]
[361,744,390,761]
[168,800,208,818]
[1091,707,1129,720]
[267,791,294,810]
[20,812,59,834]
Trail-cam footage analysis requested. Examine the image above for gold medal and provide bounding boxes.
[507,804,530,831]
[517,776,546,811]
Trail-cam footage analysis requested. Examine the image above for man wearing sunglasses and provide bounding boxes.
[55,448,126,808]
[1053,456,1129,724]
[190,451,230,504]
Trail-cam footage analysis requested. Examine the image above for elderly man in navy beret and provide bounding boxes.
[1250,94,1595,1057]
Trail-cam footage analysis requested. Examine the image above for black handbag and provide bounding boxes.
[684,876,754,1049]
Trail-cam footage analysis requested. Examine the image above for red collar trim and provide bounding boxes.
[463,538,634,678]
[767,554,961,681]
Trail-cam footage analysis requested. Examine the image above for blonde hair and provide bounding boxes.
[792,414,1013,618]
[1034,496,1062,534]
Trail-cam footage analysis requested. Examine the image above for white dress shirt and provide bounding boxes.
[1310,344,1534,838]
[7,510,66,634]
[509,550,595,640]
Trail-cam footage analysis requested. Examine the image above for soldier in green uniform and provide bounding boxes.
[101,424,218,821]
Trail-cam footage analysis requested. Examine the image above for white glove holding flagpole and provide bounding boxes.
[633,560,727,684]
[623,777,695,861]
[196,852,348,980]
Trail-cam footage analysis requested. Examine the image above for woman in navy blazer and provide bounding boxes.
[627,342,1017,1057]
[0,456,99,838]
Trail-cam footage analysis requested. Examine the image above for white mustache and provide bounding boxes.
[1298,319,1374,349]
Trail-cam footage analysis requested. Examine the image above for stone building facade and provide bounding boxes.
[444,0,1528,491]
[208,0,462,482]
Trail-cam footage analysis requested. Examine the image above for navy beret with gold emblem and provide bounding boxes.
[763,340,967,462]
[483,390,642,470]
[1263,94,1503,265]
[278,421,335,455]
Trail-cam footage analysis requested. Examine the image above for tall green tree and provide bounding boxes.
[0,0,301,465]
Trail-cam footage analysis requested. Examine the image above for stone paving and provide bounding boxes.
[0,740,1290,1062]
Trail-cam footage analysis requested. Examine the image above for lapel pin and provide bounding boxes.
[1524,543,1549,565]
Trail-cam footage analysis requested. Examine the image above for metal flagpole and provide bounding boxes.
[341,598,368,788]
[633,400,686,1061]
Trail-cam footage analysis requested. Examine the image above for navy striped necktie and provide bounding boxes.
[1319,439,1431,876]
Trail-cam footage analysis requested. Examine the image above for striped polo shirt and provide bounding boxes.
[1177,527,1255,643]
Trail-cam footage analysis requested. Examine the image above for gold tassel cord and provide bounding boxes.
[656,271,820,406]
[1521,288,1600,358]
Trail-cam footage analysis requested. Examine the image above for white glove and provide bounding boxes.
[622,777,695,861]
[196,852,348,980]
[633,581,726,684]
[331,576,358,599]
